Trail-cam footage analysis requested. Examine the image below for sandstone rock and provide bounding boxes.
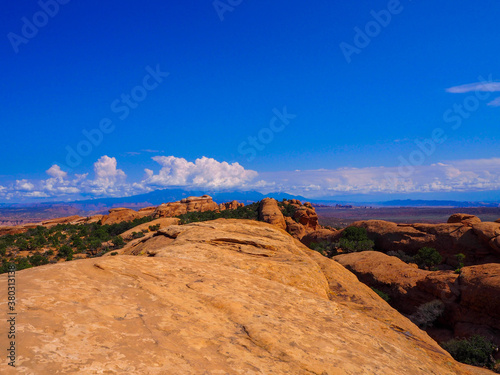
[100,208,142,225]
[284,216,306,239]
[118,218,180,241]
[153,195,220,218]
[0,219,489,374]
[137,206,157,217]
[258,198,286,230]
[448,213,481,225]
[335,251,500,349]
[472,222,500,253]
[218,200,244,211]
[293,206,319,231]
[41,215,83,227]
[300,228,338,246]
[348,220,500,265]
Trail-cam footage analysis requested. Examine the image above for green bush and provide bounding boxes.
[28,253,49,267]
[455,253,466,274]
[442,335,498,368]
[387,250,415,264]
[414,247,443,269]
[178,202,259,224]
[371,287,390,302]
[112,236,125,249]
[149,224,161,231]
[58,245,74,261]
[131,231,145,239]
[341,226,369,242]
[309,241,337,257]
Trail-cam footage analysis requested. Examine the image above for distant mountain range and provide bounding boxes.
[0,188,498,222]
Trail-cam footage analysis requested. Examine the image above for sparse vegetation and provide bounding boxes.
[336,226,374,253]
[442,335,498,369]
[409,300,445,328]
[371,287,390,302]
[387,250,415,264]
[177,202,259,224]
[455,253,466,274]
[278,200,297,220]
[0,216,154,274]
[414,247,443,269]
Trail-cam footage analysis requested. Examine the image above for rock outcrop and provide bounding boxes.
[344,218,500,265]
[258,198,286,230]
[218,200,244,211]
[100,208,142,225]
[335,251,500,350]
[448,213,482,225]
[118,217,180,241]
[153,195,220,218]
[0,219,491,374]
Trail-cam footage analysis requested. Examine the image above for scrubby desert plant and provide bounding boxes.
[410,300,445,328]
[414,247,442,269]
[442,335,498,369]
[371,287,390,302]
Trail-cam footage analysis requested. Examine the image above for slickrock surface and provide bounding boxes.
[118,217,180,241]
[0,220,493,374]
[100,208,142,225]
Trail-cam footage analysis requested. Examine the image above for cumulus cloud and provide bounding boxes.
[143,156,258,189]
[258,158,500,197]
[46,165,68,179]
[15,179,35,191]
[88,156,127,195]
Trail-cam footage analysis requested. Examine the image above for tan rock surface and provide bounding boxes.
[153,195,219,218]
[101,208,142,225]
[258,198,286,230]
[0,219,492,374]
[41,215,83,227]
[448,214,482,225]
[118,217,180,241]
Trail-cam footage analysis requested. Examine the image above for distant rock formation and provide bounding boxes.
[258,198,286,230]
[0,219,490,374]
[335,251,500,350]
[153,195,220,218]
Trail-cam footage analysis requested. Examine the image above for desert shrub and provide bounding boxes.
[0,242,6,257]
[28,252,49,267]
[112,236,125,249]
[371,287,390,302]
[442,335,498,368]
[278,201,297,219]
[149,224,161,231]
[414,247,443,269]
[309,241,338,257]
[410,300,445,328]
[337,238,374,253]
[58,245,74,261]
[110,252,118,256]
[15,238,30,251]
[455,253,466,274]
[341,226,369,242]
[178,202,259,224]
[0,257,33,273]
[131,231,145,239]
[387,250,415,264]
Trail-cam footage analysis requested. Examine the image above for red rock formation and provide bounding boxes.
[258,198,286,230]
[335,251,500,349]
[153,195,220,218]
[218,200,244,211]
[100,208,142,225]
[448,213,482,225]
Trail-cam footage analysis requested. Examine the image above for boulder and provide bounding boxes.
[218,200,244,211]
[448,213,482,225]
[153,195,220,218]
[293,206,319,231]
[472,222,500,254]
[284,216,306,239]
[258,198,286,230]
[0,219,487,374]
[100,208,142,225]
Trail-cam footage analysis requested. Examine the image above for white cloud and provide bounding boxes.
[446,81,500,93]
[46,165,67,179]
[87,156,127,195]
[487,97,500,107]
[15,179,35,191]
[143,156,258,189]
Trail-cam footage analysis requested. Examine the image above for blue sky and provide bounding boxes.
[1,0,500,202]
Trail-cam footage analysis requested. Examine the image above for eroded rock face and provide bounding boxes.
[218,200,244,211]
[258,198,286,230]
[0,219,488,374]
[301,228,338,246]
[335,251,500,349]
[118,217,180,241]
[100,208,142,225]
[347,219,500,265]
[448,213,482,225]
[153,195,220,218]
